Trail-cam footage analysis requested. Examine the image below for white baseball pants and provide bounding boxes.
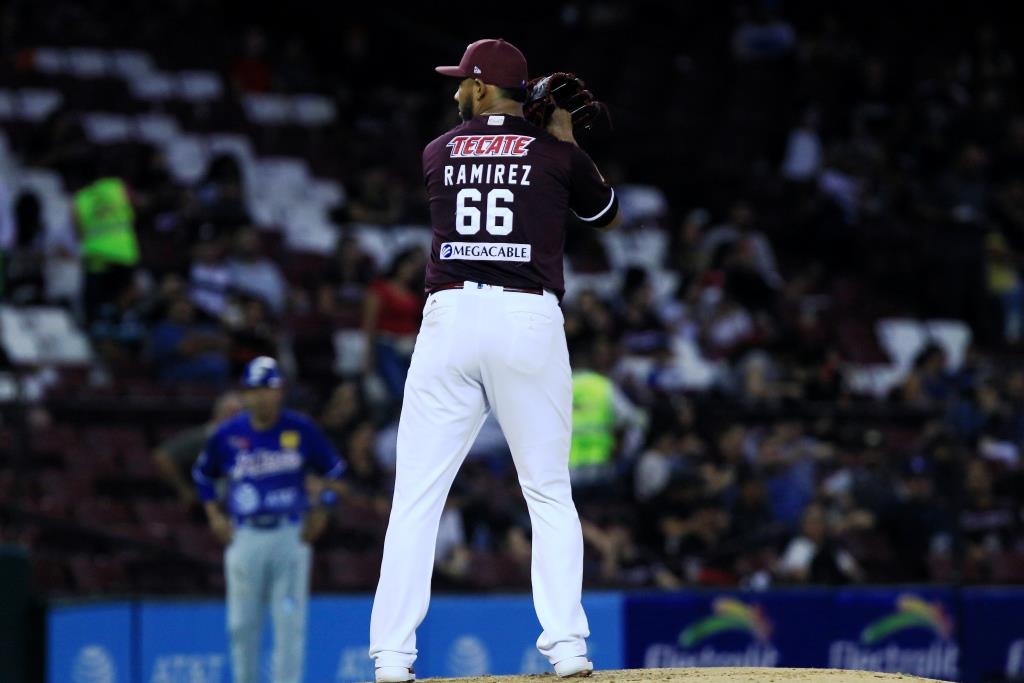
[370,283,590,671]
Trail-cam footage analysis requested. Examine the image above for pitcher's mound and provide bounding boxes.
[420,668,950,682]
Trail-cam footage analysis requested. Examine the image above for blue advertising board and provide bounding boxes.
[960,588,1024,683]
[48,601,134,683]
[305,595,374,683]
[138,601,232,683]
[49,587,1024,683]
[625,590,832,670]
[828,588,960,681]
[419,593,623,678]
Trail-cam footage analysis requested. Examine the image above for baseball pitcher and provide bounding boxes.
[369,38,619,683]
[193,356,344,683]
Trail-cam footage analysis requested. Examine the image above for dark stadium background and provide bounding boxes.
[3,1,1024,681]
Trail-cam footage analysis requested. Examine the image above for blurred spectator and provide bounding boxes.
[153,392,244,505]
[569,339,646,487]
[3,192,47,304]
[362,248,424,401]
[321,381,369,450]
[74,177,139,322]
[318,234,377,314]
[149,297,230,384]
[189,234,230,319]
[227,228,287,315]
[225,296,279,375]
[776,503,862,584]
[984,231,1023,343]
[347,168,407,225]
[230,27,273,93]
[193,155,250,231]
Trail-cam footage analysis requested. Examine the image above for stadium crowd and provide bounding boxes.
[1,1,1024,594]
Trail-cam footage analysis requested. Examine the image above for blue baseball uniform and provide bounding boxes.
[194,408,343,683]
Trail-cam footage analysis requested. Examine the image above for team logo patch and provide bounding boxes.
[280,430,300,450]
[447,134,534,158]
[440,242,531,262]
[232,483,261,515]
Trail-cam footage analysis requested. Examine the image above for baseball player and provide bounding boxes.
[193,356,344,683]
[369,39,619,682]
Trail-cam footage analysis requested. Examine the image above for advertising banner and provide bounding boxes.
[625,590,832,670]
[828,589,960,682]
[960,588,1024,683]
[48,602,134,683]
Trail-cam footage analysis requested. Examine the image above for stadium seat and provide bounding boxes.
[178,71,224,102]
[876,318,927,370]
[82,112,133,143]
[925,319,972,371]
[129,72,177,100]
[65,48,112,78]
[110,49,155,79]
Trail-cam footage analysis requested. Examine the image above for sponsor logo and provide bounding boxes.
[440,242,531,262]
[447,134,534,158]
[859,594,953,645]
[447,636,490,677]
[280,430,300,449]
[679,597,772,647]
[148,654,225,683]
[232,483,261,514]
[73,645,116,683]
[828,595,958,680]
[643,598,779,669]
[473,66,482,74]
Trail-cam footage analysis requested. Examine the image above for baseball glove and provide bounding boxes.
[524,72,612,139]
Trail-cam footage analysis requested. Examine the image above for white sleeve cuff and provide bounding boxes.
[571,188,616,223]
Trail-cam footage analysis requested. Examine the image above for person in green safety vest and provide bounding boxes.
[73,176,139,322]
[569,337,646,488]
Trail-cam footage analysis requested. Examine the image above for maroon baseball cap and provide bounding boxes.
[435,38,528,90]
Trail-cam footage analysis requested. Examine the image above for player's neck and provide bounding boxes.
[248,411,280,431]
[478,102,523,118]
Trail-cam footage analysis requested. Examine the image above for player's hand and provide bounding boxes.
[209,512,234,544]
[302,507,329,544]
[546,109,577,145]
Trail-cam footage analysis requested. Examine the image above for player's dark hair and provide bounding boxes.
[497,87,528,103]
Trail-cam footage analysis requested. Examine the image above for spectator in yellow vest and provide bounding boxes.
[73,176,140,322]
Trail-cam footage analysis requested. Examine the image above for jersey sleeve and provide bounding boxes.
[192,429,226,502]
[568,145,618,227]
[301,419,346,480]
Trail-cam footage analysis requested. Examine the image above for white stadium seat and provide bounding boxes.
[82,113,133,143]
[33,47,66,75]
[292,94,337,126]
[876,318,927,370]
[164,135,209,183]
[178,71,223,101]
[135,113,180,144]
[0,90,15,120]
[66,48,112,78]
[243,94,292,125]
[129,72,176,101]
[111,50,156,79]
[18,90,63,122]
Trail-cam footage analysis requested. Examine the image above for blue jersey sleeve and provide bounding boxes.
[192,429,226,502]
[301,418,345,480]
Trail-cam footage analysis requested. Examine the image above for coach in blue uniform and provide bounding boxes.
[193,356,344,683]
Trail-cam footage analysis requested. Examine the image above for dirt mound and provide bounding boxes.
[419,668,949,682]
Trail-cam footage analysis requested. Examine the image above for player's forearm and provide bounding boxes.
[203,500,226,520]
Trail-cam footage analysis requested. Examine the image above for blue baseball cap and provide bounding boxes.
[242,356,283,389]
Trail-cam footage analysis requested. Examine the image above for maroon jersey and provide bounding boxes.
[422,113,617,299]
